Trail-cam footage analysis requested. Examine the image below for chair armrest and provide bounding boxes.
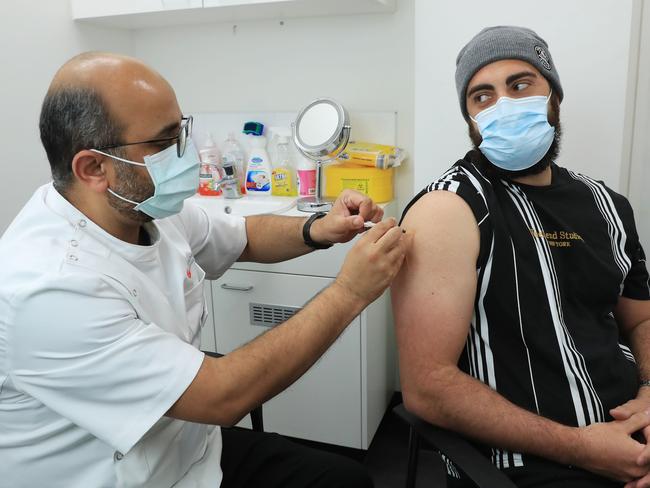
[393,404,517,488]
[201,350,264,432]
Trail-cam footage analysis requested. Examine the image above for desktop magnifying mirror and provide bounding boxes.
[292,98,351,212]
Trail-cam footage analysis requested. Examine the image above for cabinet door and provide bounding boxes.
[71,0,202,19]
[202,0,290,8]
[212,269,362,448]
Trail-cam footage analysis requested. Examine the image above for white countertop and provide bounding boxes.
[189,193,391,218]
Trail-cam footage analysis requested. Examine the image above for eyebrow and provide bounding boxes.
[467,83,494,99]
[152,121,180,139]
[466,71,540,99]
[505,70,538,86]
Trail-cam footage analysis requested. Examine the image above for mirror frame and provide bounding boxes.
[292,97,351,162]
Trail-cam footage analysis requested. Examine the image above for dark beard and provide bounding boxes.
[468,95,562,179]
[107,153,154,224]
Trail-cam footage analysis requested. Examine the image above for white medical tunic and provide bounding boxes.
[0,183,248,488]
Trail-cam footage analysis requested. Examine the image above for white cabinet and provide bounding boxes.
[71,0,202,20]
[202,0,291,6]
[212,269,364,447]
[209,268,394,449]
[71,0,396,29]
[192,195,397,448]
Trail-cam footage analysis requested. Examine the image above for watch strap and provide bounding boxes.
[302,212,333,250]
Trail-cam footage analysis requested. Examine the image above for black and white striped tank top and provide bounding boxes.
[402,150,650,469]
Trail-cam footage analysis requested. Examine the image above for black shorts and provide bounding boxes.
[445,454,623,488]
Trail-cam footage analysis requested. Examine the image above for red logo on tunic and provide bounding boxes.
[186,268,192,279]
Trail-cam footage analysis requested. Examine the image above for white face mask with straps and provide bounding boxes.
[92,139,200,219]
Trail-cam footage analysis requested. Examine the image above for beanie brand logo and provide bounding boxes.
[535,46,552,71]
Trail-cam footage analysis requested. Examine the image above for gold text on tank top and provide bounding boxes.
[528,229,585,248]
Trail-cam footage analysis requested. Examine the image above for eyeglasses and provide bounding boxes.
[96,116,193,158]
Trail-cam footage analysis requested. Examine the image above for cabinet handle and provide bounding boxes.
[220,283,254,292]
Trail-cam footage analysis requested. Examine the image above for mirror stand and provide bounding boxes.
[293,97,351,214]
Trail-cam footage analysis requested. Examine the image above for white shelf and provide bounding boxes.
[71,0,397,30]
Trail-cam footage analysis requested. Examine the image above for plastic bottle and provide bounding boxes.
[221,133,246,195]
[271,135,297,196]
[297,156,317,197]
[245,134,272,195]
[198,133,222,196]
[220,161,243,199]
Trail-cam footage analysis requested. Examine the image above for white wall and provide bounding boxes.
[414,0,636,194]
[0,0,133,233]
[1,0,642,234]
[628,0,650,249]
[133,0,415,215]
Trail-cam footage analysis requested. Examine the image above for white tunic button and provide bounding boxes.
[70,240,78,247]
[114,452,123,461]
[68,254,78,262]
[131,289,138,297]
[78,220,87,228]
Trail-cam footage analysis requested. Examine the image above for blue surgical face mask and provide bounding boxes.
[92,139,200,219]
[471,91,555,171]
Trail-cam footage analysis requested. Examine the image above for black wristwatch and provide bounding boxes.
[302,212,333,250]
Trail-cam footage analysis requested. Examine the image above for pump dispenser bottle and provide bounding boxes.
[198,132,221,196]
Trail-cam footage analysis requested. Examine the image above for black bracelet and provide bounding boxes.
[302,212,333,250]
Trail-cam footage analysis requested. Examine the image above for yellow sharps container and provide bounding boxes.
[324,162,394,203]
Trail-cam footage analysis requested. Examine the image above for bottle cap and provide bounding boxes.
[243,121,264,136]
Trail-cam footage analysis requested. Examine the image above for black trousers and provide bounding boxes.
[446,455,623,488]
[220,428,374,488]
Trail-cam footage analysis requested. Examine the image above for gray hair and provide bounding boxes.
[39,86,123,194]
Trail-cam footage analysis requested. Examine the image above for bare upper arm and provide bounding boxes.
[236,216,255,262]
[615,296,650,335]
[391,190,480,393]
[166,356,239,426]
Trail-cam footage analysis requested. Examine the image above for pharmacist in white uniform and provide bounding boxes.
[0,52,409,488]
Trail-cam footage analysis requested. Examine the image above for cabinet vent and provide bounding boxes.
[249,302,301,328]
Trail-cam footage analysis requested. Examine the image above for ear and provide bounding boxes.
[71,150,109,194]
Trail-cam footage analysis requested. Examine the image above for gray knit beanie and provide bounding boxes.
[455,26,563,119]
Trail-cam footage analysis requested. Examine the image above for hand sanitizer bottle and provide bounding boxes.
[198,132,222,196]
